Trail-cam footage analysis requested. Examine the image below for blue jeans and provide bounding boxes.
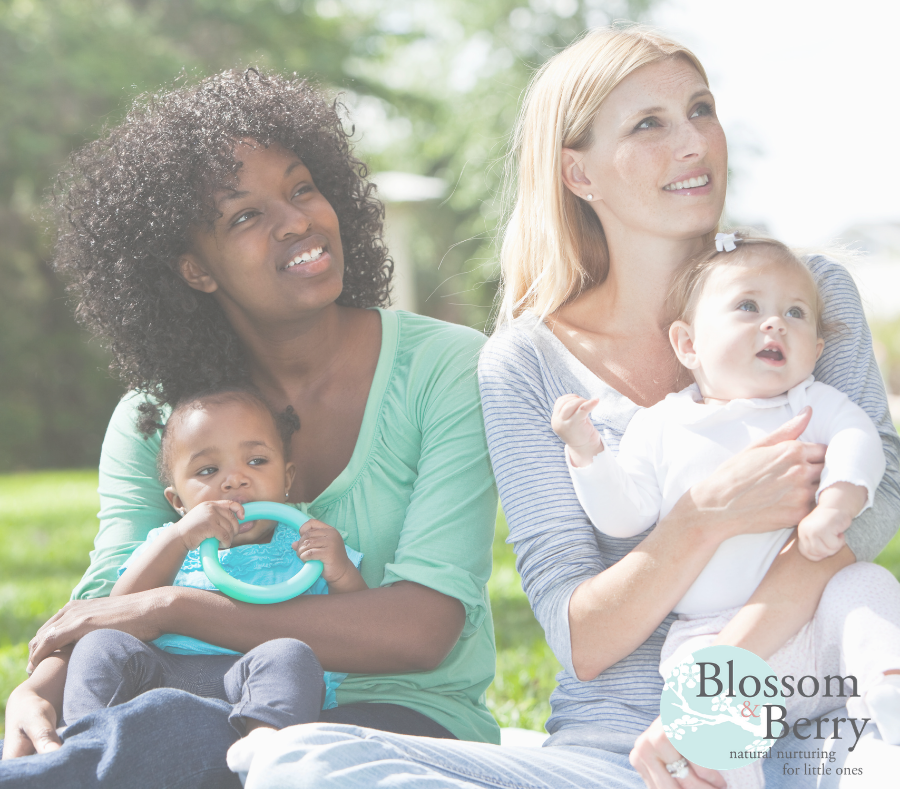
[1,697,894,787]
[234,725,641,788]
[0,688,454,788]
[232,713,897,788]
[0,689,241,789]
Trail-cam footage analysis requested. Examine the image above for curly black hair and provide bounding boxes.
[50,68,393,434]
[157,384,301,485]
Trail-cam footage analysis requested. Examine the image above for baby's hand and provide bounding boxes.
[293,520,367,593]
[551,394,604,467]
[797,506,850,562]
[798,482,868,562]
[175,500,245,552]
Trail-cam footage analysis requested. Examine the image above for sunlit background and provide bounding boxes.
[2,0,897,471]
[2,0,898,472]
[2,0,899,740]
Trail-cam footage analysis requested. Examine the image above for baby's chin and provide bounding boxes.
[709,375,812,401]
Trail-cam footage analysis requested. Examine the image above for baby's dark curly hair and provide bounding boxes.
[157,384,301,485]
[50,68,392,435]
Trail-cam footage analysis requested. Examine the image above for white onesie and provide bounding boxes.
[567,375,886,615]
[569,376,893,789]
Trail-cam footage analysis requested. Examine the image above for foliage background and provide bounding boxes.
[0,0,651,472]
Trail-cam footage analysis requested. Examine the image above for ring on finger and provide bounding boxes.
[665,758,689,780]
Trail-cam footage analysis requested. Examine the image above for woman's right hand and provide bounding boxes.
[684,406,826,541]
[2,681,62,760]
[630,717,726,788]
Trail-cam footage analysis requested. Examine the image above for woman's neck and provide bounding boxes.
[571,233,702,333]
[550,234,703,407]
[224,302,361,395]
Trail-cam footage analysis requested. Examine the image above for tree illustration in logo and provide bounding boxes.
[660,646,783,771]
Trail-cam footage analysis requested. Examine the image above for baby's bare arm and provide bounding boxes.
[294,520,367,594]
[112,501,244,596]
[111,530,192,596]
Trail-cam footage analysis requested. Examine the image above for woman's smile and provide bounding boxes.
[280,235,333,277]
[662,170,712,194]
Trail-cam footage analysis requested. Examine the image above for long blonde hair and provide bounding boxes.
[497,25,708,324]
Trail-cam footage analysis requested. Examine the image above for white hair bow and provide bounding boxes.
[715,232,738,252]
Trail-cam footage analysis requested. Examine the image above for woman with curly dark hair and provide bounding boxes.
[0,68,499,787]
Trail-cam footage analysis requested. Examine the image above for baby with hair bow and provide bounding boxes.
[553,232,900,788]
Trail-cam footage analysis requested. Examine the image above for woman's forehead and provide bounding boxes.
[211,143,308,204]
[599,57,710,124]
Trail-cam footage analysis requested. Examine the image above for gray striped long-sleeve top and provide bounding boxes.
[477,256,900,751]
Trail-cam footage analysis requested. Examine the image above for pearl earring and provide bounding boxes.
[285,492,289,500]
[178,507,186,516]
[585,194,593,201]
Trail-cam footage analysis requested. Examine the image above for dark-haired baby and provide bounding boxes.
[62,389,365,736]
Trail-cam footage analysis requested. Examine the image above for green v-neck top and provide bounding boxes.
[73,309,500,743]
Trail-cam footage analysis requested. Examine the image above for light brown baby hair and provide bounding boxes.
[667,231,827,339]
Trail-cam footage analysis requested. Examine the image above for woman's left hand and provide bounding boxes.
[27,589,171,671]
[630,717,726,788]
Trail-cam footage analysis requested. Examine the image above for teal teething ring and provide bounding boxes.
[199,501,323,604]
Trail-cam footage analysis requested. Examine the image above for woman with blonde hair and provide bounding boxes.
[240,25,900,789]
[480,23,900,788]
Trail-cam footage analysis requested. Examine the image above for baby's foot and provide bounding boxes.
[865,674,900,745]
[226,725,279,776]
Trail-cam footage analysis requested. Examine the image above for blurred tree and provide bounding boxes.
[0,0,187,471]
[0,0,653,470]
[343,0,654,329]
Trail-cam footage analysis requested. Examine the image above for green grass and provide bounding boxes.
[875,531,900,578]
[4,470,899,741]
[0,470,560,738]
[0,471,101,738]
[487,513,561,731]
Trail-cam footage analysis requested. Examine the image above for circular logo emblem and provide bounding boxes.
[660,645,784,770]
